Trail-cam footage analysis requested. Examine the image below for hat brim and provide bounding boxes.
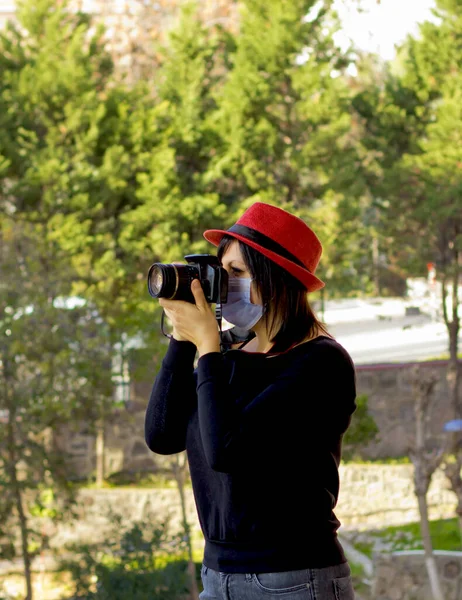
[203,229,325,292]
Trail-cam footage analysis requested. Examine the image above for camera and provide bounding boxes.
[147,254,228,304]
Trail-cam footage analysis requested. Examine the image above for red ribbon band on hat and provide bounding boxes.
[228,224,311,273]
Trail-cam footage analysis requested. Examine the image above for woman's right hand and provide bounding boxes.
[159,279,220,355]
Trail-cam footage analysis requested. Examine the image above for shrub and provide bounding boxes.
[342,394,380,461]
[59,509,195,599]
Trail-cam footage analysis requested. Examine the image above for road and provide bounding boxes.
[321,298,450,366]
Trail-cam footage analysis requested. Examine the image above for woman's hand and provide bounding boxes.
[159,279,221,356]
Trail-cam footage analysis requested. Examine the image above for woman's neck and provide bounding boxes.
[240,336,272,353]
[245,324,326,354]
[248,322,274,353]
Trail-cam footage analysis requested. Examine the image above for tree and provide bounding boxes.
[88,0,239,83]
[408,365,445,600]
[120,1,234,267]
[398,78,462,406]
[351,0,462,515]
[203,0,378,297]
[354,0,462,382]
[389,0,462,407]
[381,2,462,520]
[0,0,167,486]
[341,394,379,462]
[0,218,114,600]
[0,3,148,591]
[171,454,200,600]
[351,1,462,543]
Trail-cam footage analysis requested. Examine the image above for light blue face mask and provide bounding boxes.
[222,277,263,330]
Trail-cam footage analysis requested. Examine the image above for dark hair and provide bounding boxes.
[217,235,329,352]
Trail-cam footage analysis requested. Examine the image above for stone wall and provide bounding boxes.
[356,360,451,459]
[54,407,157,481]
[48,486,199,551]
[3,464,459,600]
[372,551,462,600]
[32,465,459,551]
[55,360,453,479]
[337,464,456,531]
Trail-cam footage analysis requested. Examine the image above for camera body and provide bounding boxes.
[147,254,228,304]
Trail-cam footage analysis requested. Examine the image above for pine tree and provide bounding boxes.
[355,0,462,549]
[121,1,234,265]
[0,216,115,599]
[205,0,372,296]
[0,3,133,594]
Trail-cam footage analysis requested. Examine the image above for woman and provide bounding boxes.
[145,202,357,599]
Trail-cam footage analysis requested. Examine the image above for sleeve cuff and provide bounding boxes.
[196,352,225,386]
[162,338,197,370]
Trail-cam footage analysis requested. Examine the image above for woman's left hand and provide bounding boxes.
[159,279,221,356]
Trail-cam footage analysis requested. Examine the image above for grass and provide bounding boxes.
[383,518,462,552]
[78,472,182,489]
[420,352,462,362]
[349,559,372,597]
[354,540,375,557]
[342,456,411,465]
[350,517,462,559]
[79,460,418,488]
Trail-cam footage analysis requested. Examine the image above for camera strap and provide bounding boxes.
[215,269,228,353]
[215,303,227,353]
[160,310,172,340]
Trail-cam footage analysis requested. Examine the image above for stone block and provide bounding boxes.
[372,550,462,600]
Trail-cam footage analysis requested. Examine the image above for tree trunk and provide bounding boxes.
[372,235,380,296]
[442,262,461,415]
[7,404,33,600]
[410,366,445,600]
[447,321,460,414]
[442,269,462,544]
[441,265,460,412]
[172,454,199,600]
[417,493,445,600]
[458,512,462,550]
[95,419,105,487]
[319,287,325,322]
[453,454,462,548]
[442,451,462,548]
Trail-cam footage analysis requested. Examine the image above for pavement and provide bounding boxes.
[319,297,449,366]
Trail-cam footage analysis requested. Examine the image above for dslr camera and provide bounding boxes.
[147,254,228,305]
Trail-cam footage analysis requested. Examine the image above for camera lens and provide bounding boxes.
[148,264,178,298]
[147,263,198,301]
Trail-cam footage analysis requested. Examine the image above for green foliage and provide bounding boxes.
[0,218,115,567]
[206,0,371,296]
[347,559,370,598]
[0,0,129,585]
[59,510,197,599]
[0,0,160,340]
[3,0,462,590]
[349,517,462,558]
[122,2,231,268]
[101,471,179,489]
[353,1,462,295]
[342,394,380,462]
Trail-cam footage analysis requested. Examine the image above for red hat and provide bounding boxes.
[203,202,325,292]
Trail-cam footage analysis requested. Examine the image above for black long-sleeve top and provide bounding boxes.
[145,335,357,573]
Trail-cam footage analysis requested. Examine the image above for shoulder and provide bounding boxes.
[290,335,356,374]
[286,335,352,360]
[292,338,357,412]
[312,335,354,361]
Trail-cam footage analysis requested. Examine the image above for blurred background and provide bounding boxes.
[0,1,461,599]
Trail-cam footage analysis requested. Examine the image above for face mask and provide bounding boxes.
[222,277,263,330]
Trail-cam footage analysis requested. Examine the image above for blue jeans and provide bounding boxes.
[199,562,355,599]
